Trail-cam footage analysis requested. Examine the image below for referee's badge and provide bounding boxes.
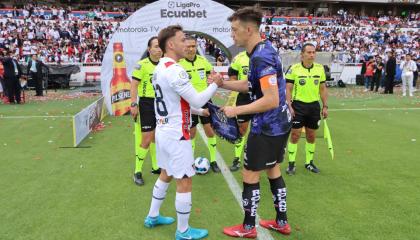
[243,67,248,75]
[198,70,205,80]
[299,79,306,85]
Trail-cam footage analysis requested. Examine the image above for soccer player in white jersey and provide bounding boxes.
[143,25,223,240]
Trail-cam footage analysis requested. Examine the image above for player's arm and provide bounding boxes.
[130,66,141,118]
[285,66,295,116]
[232,74,279,116]
[172,68,222,109]
[191,107,209,117]
[220,79,248,93]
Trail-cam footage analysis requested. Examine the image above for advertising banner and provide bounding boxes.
[73,97,107,147]
[101,0,235,115]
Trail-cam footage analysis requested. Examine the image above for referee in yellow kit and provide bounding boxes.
[285,43,328,175]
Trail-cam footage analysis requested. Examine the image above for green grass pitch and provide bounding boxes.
[1,87,419,240]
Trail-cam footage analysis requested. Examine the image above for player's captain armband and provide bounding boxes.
[260,74,278,89]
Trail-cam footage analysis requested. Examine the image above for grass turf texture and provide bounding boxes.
[1,87,419,239]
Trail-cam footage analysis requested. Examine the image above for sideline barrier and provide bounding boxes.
[72,96,108,147]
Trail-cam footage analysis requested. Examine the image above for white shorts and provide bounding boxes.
[155,131,195,179]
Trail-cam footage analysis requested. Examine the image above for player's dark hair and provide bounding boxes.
[227,6,262,27]
[158,25,183,53]
[147,36,158,48]
[185,35,197,42]
[301,43,315,53]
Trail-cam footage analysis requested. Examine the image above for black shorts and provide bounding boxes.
[236,93,253,124]
[139,97,156,132]
[244,132,290,171]
[291,101,321,130]
[191,102,211,128]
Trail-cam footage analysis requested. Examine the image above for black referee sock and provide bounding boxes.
[269,176,288,226]
[242,182,260,230]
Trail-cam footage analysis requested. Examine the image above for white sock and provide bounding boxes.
[175,192,191,233]
[148,178,170,217]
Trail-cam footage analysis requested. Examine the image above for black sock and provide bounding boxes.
[242,182,260,230]
[269,176,288,226]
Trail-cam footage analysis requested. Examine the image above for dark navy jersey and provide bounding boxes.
[247,40,292,136]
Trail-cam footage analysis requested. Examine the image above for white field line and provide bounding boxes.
[0,115,72,119]
[197,126,275,240]
[329,107,420,112]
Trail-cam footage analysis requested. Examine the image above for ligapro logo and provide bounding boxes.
[168,1,201,9]
[162,1,207,18]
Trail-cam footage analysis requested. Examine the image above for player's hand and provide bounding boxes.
[202,108,210,117]
[322,106,328,119]
[288,104,295,118]
[208,70,223,87]
[130,106,138,120]
[221,106,237,118]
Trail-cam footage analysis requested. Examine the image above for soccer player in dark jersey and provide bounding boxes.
[218,6,292,238]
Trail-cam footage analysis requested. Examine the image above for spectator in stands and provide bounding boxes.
[0,54,5,101]
[1,51,22,104]
[384,51,397,94]
[400,53,417,97]
[27,54,45,96]
[371,56,384,92]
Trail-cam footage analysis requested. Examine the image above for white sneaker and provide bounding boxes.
[363,89,369,92]
[409,94,413,97]
[403,94,407,97]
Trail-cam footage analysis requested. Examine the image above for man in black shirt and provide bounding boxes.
[384,52,396,94]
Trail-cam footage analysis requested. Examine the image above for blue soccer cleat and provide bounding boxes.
[175,227,208,240]
[144,215,175,228]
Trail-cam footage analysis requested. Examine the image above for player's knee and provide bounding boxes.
[242,169,260,184]
[159,170,172,183]
[176,177,192,192]
[190,128,197,138]
[141,133,153,147]
[266,164,281,178]
[203,124,215,137]
[239,124,248,136]
[305,130,316,143]
[290,131,300,143]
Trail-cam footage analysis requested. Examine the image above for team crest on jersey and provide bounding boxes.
[179,71,189,80]
[135,64,141,70]
[269,75,277,85]
[299,79,306,85]
[314,80,319,85]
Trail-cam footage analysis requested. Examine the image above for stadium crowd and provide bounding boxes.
[262,13,419,63]
[0,4,418,66]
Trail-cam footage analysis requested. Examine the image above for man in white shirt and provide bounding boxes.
[400,53,418,97]
[144,25,223,240]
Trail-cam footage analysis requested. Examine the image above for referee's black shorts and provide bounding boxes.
[236,93,253,124]
[291,100,321,130]
[244,132,290,171]
[139,97,156,132]
[191,101,212,128]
